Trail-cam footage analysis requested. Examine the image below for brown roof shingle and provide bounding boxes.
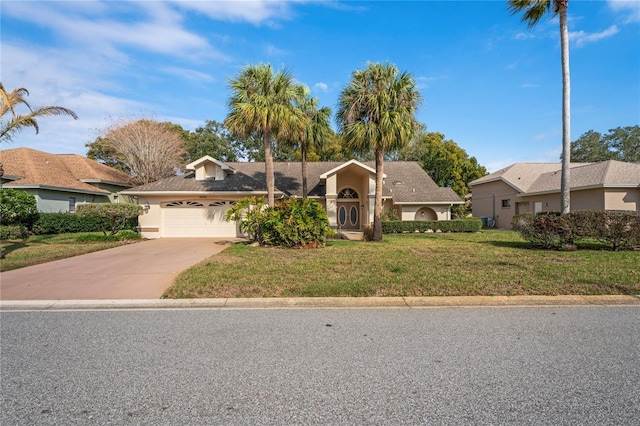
[1,147,132,194]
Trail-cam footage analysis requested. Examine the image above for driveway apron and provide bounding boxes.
[0,238,237,300]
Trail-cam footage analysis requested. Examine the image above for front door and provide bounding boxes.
[337,202,360,230]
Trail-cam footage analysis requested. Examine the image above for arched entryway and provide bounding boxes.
[415,207,437,221]
[337,188,360,230]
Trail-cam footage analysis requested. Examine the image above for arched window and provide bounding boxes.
[338,188,359,199]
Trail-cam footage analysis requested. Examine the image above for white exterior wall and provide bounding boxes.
[400,205,451,221]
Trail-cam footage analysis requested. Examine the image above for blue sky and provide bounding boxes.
[2,0,639,172]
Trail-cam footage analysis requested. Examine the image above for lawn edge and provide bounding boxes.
[1,295,639,311]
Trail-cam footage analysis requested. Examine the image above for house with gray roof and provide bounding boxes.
[122,156,463,238]
[469,161,640,228]
[0,147,134,213]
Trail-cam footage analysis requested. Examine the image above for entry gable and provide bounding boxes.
[186,156,236,181]
[319,159,386,180]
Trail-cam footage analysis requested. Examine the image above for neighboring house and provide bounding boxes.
[0,147,134,212]
[470,161,640,228]
[122,156,463,238]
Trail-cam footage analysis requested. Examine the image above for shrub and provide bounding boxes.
[381,217,482,234]
[382,208,399,221]
[32,212,138,235]
[0,188,39,229]
[512,212,574,249]
[0,224,28,240]
[76,203,143,236]
[513,210,640,251]
[225,197,333,247]
[75,230,142,242]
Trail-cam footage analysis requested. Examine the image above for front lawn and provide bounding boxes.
[164,231,639,298]
[0,233,141,272]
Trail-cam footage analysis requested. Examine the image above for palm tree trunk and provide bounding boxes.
[373,148,384,241]
[264,131,275,206]
[559,3,571,214]
[301,146,308,198]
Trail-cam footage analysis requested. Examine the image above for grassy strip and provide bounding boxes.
[0,233,141,272]
[165,231,640,298]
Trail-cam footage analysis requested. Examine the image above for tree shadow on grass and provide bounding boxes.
[480,240,531,249]
[0,240,28,259]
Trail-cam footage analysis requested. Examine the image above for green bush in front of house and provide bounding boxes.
[0,224,29,240]
[382,217,482,234]
[513,210,640,251]
[76,203,143,236]
[32,211,138,235]
[225,197,333,247]
[0,188,39,230]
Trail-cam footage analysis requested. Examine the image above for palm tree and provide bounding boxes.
[509,0,571,214]
[224,64,305,206]
[0,82,78,180]
[293,85,333,198]
[336,62,422,241]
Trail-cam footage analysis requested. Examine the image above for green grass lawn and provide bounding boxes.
[0,233,141,272]
[164,231,640,298]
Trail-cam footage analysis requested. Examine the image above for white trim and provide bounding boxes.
[3,184,110,196]
[319,159,385,179]
[80,179,132,188]
[121,190,280,196]
[518,183,640,197]
[185,155,236,173]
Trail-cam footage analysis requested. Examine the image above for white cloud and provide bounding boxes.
[570,25,619,47]
[265,44,289,57]
[521,83,540,89]
[608,0,640,23]
[314,82,329,92]
[1,1,222,59]
[168,0,295,25]
[161,67,216,84]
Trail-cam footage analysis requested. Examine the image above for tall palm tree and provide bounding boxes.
[293,85,333,198]
[509,0,571,214]
[336,62,422,241]
[0,82,78,179]
[225,64,305,206]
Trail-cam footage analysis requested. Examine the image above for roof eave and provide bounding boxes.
[3,183,110,195]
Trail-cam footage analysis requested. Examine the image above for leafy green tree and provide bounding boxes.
[337,62,422,241]
[570,126,640,162]
[0,188,39,229]
[86,136,131,173]
[76,203,143,236]
[509,0,571,214]
[225,64,306,206]
[184,120,241,162]
[604,126,640,163]
[570,130,611,162]
[0,82,78,179]
[291,86,333,197]
[401,132,487,198]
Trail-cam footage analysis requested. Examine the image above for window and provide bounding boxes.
[338,188,358,199]
[69,197,76,213]
[501,199,511,208]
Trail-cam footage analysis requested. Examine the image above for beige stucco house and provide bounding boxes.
[0,147,134,212]
[469,160,640,228]
[122,156,463,238]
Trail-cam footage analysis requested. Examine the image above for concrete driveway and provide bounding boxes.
[0,238,239,300]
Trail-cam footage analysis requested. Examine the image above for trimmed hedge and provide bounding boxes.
[513,210,640,251]
[32,212,138,235]
[382,217,482,234]
[0,225,29,240]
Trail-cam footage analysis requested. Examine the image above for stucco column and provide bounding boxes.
[326,195,338,228]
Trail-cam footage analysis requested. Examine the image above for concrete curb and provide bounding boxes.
[1,295,639,311]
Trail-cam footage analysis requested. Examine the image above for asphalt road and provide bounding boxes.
[2,306,639,425]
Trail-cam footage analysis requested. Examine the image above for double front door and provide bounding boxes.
[337,202,360,230]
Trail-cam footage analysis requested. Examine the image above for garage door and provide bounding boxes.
[161,200,238,237]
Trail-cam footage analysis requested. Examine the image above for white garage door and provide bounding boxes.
[161,200,237,237]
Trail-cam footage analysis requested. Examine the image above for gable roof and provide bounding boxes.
[0,147,132,194]
[124,160,462,204]
[470,161,640,195]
